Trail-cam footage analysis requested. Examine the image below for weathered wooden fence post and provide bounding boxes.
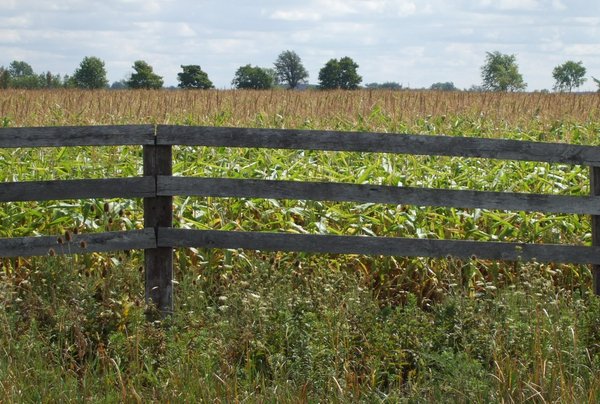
[143,140,174,317]
[591,166,600,296]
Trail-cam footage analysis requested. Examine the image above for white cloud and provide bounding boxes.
[0,15,31,28]
[270,9,322,21]
[0,0,599,91]
[551,0,566,10]
[564,44,600,56]
[175,23,196,37]
[476,0,540,11]
[0,30,21,43]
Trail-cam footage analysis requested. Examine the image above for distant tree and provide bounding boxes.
[177,65,214,89]
[39,71,62,88]
[338,57,362,89]
[72,56,109,89]
[467,84,485,92]
[552,61,586,92]
[318,59,340,89]
[231,65,273,89]
[6,60,42,89]
[9,75,42,89]
[430,82,458,91]
[481,51,526,92]
[127,60,163,89]
[274,50,309,89]
[62,74,77,88]
[0,67,8,89]
[110,79,128,89]
[593,77,600,92]
[318,57,362,90]
[365,82,403,90]
[8,60,34,78]
[263,68,280,87]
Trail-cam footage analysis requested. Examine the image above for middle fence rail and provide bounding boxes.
[1,124,600,316]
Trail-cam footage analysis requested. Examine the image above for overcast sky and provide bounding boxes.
[1,0,599,91]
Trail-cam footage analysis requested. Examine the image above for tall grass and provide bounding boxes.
[1,89,600,401]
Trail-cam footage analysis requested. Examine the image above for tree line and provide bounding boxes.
[1,50,598,92]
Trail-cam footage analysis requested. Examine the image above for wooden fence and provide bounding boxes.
[1,125,600,315]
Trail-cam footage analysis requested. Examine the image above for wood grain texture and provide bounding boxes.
[591,166,600,294]
[158,228,600,265]
[143,145,174,316]
[156,125,600,165]
[0,125,155,148]
[157,176,599,215]
[0,177,155,202]
[0,229,156,258]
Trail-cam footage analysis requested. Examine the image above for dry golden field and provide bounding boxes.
[2,89,599,140]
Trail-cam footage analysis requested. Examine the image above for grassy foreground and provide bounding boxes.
[1,89,600,401]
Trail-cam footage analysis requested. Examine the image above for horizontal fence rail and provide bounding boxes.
[0,125,155,148]
[157,125,600,165]
[0,229,156,258]
[158,229,600,266]
[158,176,600,215]
[0,177,155,202]
[1,124,600,315]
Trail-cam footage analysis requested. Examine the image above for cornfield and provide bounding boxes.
[1,89,600,402]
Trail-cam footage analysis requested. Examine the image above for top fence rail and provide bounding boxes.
[2,124,600,166]
[0,125,155,148]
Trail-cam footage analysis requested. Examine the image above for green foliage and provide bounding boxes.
[274,50,309,89]
[231,65,273,90]
[3,89,600,399]
[481,51,527,92]
[592,77,600,92]
[553,61,587,92]
[177,65,214,89]
[127,60,163,90]
[40,71,63,88]
[8,60,34,77]
[110,80,128,89]
[0,68,8,89]
[318,57,362,90]
[72,56,109,89]
[365,82,403,90]
[1,61,62,89]
[2,60,41,89]
[430,81,458,91]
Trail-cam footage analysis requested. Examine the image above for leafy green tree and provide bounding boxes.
[39,72,62,88]
[274,50,309,89]
[8,60,34,78]
[72,56,109,89]
[62,74,77,88]
[593,77,600,92]
[231,65,273,89]
[177,65,214,89]
[318,57,362,90]
[263,68,280,87]
[5,60,43,89]
[9,75,43,89]
[365,82,403,90]
[110,80,128,89]
[552,61,586,92]
[0,67,8,89]
[318,59,340,89]
[430,82,458,91]
[127,60,163,89]
[481,51,526,92]
[338,57,362,89]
